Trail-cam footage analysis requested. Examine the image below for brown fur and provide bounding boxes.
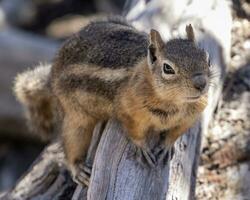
[15,17,210,185]
[50,18,210,182]
[14,64,55,141]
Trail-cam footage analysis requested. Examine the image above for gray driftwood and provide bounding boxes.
[0,0,232,199]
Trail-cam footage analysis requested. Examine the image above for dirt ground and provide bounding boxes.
[196,0,250,199]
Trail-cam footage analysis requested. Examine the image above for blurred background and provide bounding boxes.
[0,0,125,192]
[0,0,249,199]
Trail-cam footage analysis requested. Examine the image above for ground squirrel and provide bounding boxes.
[15,17,211,186]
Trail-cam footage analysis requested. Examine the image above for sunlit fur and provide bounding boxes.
[148,38,210,104]
[14,17,210,185]
[14,64,55,141]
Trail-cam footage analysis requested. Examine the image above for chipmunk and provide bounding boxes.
[15,17,210,186]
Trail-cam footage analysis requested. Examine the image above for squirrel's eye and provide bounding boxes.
[163,63,175,74]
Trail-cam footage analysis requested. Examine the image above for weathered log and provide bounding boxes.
[0,122,104,200]
[0,28,59,140]
[0,0,232,199]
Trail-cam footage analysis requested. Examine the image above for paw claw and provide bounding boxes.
[157,148,169,163]
[70,162,92,186]
[135,146,156,168]
[78,164,92,175]
[156,145,174,165]
[74,175,90,186]
[141,149,156,167]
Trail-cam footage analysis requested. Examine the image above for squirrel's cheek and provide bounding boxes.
[197,96,208,111]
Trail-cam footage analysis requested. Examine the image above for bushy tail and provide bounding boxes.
[14,63,56,141]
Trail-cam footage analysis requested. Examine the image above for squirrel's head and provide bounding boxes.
[147,25,210,104]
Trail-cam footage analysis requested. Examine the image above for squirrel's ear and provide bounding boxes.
[186,24,195,42]
[149,29,164,50]
[148,43,157,64]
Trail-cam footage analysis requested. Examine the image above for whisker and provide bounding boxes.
[209,73,220,77]
[208,80,217,85]
[209,80,218,85]
[208,84,216,88]
[209,70,221,78]
[208,82,218,88]
[209,75,220,80]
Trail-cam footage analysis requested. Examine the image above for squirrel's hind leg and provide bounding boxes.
[62,111,97,186]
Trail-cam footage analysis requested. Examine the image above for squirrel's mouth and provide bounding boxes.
[186,95,201,102]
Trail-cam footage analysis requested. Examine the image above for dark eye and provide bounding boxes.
[163,63,175,74]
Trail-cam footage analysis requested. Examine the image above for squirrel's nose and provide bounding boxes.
[192,73,207,92]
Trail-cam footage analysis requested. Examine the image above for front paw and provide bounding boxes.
[152,144,172,165]
[132,139,173,167]
[132,139,157,167]
[70,161,92,186]
[136,147,157,167]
